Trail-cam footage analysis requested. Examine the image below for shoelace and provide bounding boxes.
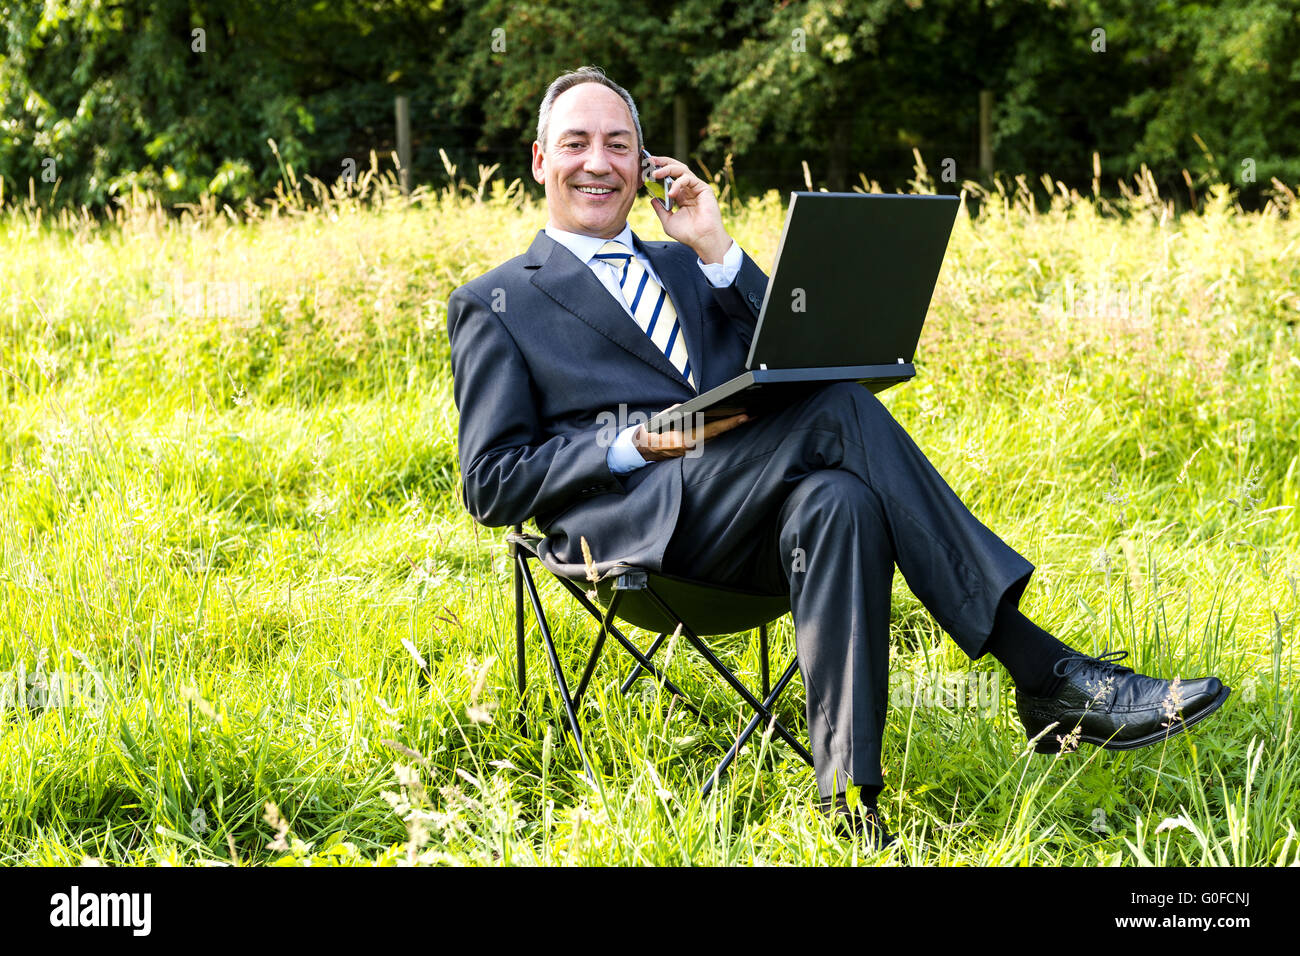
[1052,648,1132,679]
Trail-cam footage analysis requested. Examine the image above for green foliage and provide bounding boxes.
[3,1,1298,211]
[0,0,453,209]
[1101,0,1300,188]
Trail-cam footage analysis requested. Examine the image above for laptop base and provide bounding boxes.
[646,363,914,433]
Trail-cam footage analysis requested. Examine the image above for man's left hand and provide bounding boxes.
[646,155,733,264]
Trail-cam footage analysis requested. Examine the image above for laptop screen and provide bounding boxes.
[746,193,959,370]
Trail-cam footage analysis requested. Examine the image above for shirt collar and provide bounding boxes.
[545,222,638,266]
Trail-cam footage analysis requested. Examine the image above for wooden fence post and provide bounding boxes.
[395,95,412,195]
[979,90,994,177]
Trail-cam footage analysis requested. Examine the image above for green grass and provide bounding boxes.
[0,163,1297,865]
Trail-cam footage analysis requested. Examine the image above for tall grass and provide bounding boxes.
[0,152,1296,865]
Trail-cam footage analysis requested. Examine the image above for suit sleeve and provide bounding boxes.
[448,284,623,528]
[707,248,769,350]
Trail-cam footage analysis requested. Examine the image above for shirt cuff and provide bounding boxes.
[606,423,650,474]
[697,239,741,287]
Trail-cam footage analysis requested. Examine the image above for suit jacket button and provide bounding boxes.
[747,293,760,306]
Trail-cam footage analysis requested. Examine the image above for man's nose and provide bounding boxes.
[584,146,616,174]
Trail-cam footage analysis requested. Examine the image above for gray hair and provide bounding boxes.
[536,66,643,155]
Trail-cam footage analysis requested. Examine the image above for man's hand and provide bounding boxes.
[632,405,751,461]
[645,155,733,264]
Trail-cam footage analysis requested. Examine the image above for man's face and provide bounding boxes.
[532,82,640,239]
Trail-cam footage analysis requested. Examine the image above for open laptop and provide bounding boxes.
[646,191,959,433]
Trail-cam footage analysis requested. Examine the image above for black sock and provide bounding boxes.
[824,783,883,813]
[984,597,1077,697]
[856,784,882,808]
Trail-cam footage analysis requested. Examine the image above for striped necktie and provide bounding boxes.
[593,239,695,389]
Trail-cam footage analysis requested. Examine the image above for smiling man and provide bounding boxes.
[446,66,1232,848]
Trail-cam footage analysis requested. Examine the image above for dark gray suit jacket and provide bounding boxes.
[447,228,770,577]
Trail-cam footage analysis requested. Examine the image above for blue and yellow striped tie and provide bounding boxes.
[594,239,695,389]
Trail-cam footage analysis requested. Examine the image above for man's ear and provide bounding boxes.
[530,141,545,184]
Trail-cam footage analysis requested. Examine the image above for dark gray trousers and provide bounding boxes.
[661,382,1034,797]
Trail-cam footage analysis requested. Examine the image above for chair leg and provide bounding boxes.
[573,590,620,708]
[517,556,596,785]
[640,588,809,762]
[514,552,528,737]
[551,576,701,718]
[507,549,807,795]
[702,658,809,798]
[619,631,670,693]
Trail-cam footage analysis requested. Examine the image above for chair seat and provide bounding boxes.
[510,532,789,636]
[594,575,789,636]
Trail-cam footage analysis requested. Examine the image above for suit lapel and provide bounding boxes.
[525,229,698,392]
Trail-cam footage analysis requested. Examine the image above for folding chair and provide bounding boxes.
[506,524,815,796]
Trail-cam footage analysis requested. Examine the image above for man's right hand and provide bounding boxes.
[631,405,752,461]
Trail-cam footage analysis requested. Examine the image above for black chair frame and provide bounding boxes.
[507,525,814,796]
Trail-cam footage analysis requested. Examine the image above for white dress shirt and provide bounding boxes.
[543,223,742,474]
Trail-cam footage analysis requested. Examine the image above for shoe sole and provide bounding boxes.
[1032,683,1232,754]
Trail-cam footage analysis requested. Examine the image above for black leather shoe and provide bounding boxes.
[820,793,896,850]
[1016,649,1231,754]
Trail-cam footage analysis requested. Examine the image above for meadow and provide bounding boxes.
[0,156,1297,865]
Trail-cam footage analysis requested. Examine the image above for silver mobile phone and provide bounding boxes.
[642,149,674,212]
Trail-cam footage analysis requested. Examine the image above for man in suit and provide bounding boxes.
[447,66,1231,846]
